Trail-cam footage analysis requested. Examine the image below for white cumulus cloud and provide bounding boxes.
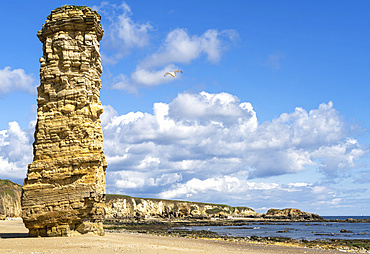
[95,2,153,64]
[312,138,367,177]
[142,28,238,68]
[159,176,280,200]
[157,176,346,213]
[0,67,35,95]
[0,121,34,180]
[111,28,238,92]
[102,2,238,92]
[111,65,180,94]
[101,91,367,201]
[0,90,367,212]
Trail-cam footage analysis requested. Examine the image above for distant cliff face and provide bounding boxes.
[0,180,22,218]
[105,195,256,220]
[0,179,322,221]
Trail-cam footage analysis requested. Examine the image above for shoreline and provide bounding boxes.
[1,219,369,253]
[104,218,370,253]
[0,219,346,254]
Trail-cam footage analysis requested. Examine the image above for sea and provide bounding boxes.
[182,216,370,241]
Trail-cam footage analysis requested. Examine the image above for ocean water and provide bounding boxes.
[185,217,370,241]
[322,216,370,220]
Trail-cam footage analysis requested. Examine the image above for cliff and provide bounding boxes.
[0,179,322,221]
[104,196,324,221]
[0,179,22,218]
[105,194,256,220]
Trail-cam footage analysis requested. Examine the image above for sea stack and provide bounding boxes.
[21,6,107,237]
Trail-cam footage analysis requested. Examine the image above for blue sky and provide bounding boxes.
[0,1,369,215]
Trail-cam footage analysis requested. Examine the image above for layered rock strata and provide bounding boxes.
[105,195,256,220]
[21,6,107,237]
[0,180,22,219]
[105,196,324,222]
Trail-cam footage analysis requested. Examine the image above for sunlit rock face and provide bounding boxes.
[21,6,107,237]
[0,180,22,218]
[105,195,257,220]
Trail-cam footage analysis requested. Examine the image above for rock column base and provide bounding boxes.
[28,222,104,237]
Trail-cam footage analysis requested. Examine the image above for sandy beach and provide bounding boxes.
[0,220,345,254]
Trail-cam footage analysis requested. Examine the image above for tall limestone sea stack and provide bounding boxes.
[21,6,107,237]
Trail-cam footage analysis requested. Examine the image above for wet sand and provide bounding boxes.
[0,220,342,253]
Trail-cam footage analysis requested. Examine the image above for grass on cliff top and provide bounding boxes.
[0,179,21,189]
[0,180,21,198]
[0,179,21,186]
[106,194,253,212]
[106,193,229,206]
[0,179,22,212]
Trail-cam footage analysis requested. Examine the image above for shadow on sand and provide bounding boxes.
[0,233,28,239]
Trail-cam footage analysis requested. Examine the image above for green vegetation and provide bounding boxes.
[266,208,279,214]
[348,242,370,250]
[235,206,253,211]
[205,208,223,214]
[0,179,15,186]
[332,239,370,250]
[134,198,143,205]
[5,189,14,197]
[0,180,21,198]
[0,179,22,216]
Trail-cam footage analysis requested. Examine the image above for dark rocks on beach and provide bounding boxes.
[276,230,289,233]
[340,229,353,233]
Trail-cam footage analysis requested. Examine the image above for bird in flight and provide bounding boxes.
[164,70,183,77]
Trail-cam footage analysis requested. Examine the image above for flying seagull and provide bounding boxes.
[164,70,183,77]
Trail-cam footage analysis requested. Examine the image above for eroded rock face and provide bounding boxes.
[21,6,107,237]
[105,195,256,220]
[0,180,22,219]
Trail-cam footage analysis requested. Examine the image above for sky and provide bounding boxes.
[0,1,369,216]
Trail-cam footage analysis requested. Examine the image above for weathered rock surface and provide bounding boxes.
[21,6,107,237]
[0,180,22,218]
[264,208,322,221]
[105,195,256,220]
